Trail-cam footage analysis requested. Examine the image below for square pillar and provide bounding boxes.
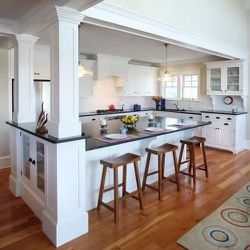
[12,34,38,123]
[47,6,84,138]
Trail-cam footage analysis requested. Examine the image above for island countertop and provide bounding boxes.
[82,117,210,151]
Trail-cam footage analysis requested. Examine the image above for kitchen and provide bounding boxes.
[0,0,250,249]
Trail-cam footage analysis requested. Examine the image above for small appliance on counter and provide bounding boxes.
[133,104,141,111]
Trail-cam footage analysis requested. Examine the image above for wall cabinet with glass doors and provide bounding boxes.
[206,60,245,95]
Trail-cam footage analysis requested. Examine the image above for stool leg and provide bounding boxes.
[113,168,119,223]
[97,165,107,210]
[202,142,208,177]
[162,153,166,179]
[134,161,144,210]
[178,143,185,171]
[173,150,180,192]
[158,154,163,201]
[191,144,196,185]
[188,145,192,174]
[122,165,127,197]
[142,152,151,191]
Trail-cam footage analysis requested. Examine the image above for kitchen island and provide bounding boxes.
[82,116,209,209]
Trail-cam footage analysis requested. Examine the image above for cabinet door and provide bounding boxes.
[146,67,157,96]
[36,141,45,193]
[34,50,50,80]
[219,128,235,148]
[207,67,223,93]
[202,125,219,145]
[122,65,135,96]
[22,134,31,180]
[226,65,243,94]
[79,59,95,98]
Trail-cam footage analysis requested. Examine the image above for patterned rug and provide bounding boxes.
[177,182,250,250]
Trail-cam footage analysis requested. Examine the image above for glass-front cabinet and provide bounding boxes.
[21,132,46,198]
[206,61,243,95]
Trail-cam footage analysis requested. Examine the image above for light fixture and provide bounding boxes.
[78,24,93,78]
[157,43,172,81]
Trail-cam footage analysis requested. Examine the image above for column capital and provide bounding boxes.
[10,34,38,48]
[46,6,84,26]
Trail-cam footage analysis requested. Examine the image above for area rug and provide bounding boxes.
[177,181,250,250]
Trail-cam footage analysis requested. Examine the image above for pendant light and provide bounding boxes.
[157,43,171,81]
[78,24,93,78]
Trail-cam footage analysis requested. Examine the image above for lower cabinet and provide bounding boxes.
[202,113,246,153]
[21,132,46,214]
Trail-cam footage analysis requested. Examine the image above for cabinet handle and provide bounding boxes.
[216,117,220,119]
[189,116,193,119]
[32,160,36,165]
[91,118,96,121]
[205,116,209,118]
[224,123,229,126]
[227,118,232,120]
[29,158,32,162]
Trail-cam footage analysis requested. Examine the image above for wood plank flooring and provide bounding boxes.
[0,147,250,249]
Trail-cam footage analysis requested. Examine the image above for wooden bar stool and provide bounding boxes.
[178,136,208,185]
[142,143,180,201]
[97,153,144,223]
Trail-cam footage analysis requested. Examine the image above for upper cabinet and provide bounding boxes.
[33,48,50,81]
[206,60,246,96]
[121,64,158,96]
[94,54,129,83]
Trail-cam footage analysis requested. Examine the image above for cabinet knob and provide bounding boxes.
[227,118,232,120]
[32,160,36,165]
[189,116,193,119]
[29,158,32,162]
[216,117,220,119]
[224,123,229,126]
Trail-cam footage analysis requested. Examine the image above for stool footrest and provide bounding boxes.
[145,170,159,177]
[103,183,123,193]
[179,160,189,165]
[124,191,140,201]
[197,164,206,170]
[179,170,193,177]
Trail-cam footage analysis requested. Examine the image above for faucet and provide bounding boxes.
[174,102,179,111]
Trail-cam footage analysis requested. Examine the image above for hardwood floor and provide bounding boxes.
[1,147,250,250]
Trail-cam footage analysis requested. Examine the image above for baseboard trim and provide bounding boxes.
[0,155,10,168]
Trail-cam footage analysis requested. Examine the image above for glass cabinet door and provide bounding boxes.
[23,135,30,179]
[227,66,240,92]
[36,142,45,192]
[209,68,222,91]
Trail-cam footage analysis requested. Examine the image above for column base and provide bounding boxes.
[9,174,21,197]
[42,210,88,247]
[47,120,82,138]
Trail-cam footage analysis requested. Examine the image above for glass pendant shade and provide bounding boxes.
[157,43,171,82]
[78,63,93,77]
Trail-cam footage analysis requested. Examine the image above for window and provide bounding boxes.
[182,74,198,100]
[163,75,178,99]
[162,72,199,100]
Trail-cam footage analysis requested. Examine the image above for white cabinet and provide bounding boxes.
[79,59,95,98]
[33,49,50,80]
[21,132,46,203]
[206,60,245,95]
[94,54,129,82]
[201,112,246,153]
[122,64,158,96]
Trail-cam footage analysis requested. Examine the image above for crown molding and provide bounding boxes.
[83,2,248,60]
[0,17,18,34]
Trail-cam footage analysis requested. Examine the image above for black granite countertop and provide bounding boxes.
[82,117,210,151]
[200,110,247,115]
[6,121,90,144]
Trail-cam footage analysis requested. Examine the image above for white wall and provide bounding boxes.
[0,49,10,168]
[105,0,248,52]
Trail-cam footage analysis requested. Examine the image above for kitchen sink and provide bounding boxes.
[166,108,187,112]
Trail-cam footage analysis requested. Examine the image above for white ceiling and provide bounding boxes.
[0,0,43,20]
[78,24,223,64]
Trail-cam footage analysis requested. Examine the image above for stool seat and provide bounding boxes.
[98,153,143,223]
[100,153,140,168]
[146,143,178,155]
[180,136,206,145]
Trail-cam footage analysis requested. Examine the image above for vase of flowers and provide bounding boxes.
[152,96,162,110]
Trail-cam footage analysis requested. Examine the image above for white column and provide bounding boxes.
[12,34,38,123]
[47,6,83,138]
